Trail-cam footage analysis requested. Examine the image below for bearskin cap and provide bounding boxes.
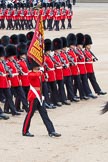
[52,38,62,51]
[5,44,17,57]
[67,33,77,46]
[17,43,27,58]
[68,3,72,9]
[76,33,84,45]
[18,34,27,43]
[0,45,5,57]
[84,34,93,47]
[1,35,10,46]
[10,34,18,45]
[60,37,67,48]
[26,31,34,41]
[44,39,52,52]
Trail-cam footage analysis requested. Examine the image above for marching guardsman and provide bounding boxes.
[66,3,73,29]
[6,4,14,30]
[52,38,70,105]
[54,4,61,31]
[26,6,32,30]
[29,3,34,29]
[40,3,47,30]
[44,39,62,107]
[0,5,5,29]
[66,33,89,100]
[33,6,40,28]
[22,58,61,137]
[76,33,97,98]
[84,34,107,95]
[0,45,20,116]
[13,4,19,30]
[60,2,66,29]
[46,3,54,31]
[5,44,29,112]
[19,4,25,30]
[16,43,30,111]
[60,36,80,102]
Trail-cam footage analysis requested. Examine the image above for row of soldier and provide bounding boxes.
[0,32,107,120]
[0,2,73,30]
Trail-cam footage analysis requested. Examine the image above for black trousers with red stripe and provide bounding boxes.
[22,98,55,135]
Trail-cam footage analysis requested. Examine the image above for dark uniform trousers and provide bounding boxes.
[87,72,101,94]
[48,81,59,105]
[64,76,75,100]
[42,81,51,104]
[48,19,53,30]
[72,75,86,98]
[80,74,92,96]
[0,88,17,114]
[61,19,65,29]
[55,20,59,31]
[15,86,30,111]
[67,19,72,29]
[23,98,55,135]
[13,86,29,112]
[56,80,67,102]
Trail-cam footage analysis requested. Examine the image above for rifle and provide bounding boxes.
[89,50,98,61]
[49,55,61,67]
[73,49,83,60]
[2,60,12,77]
[13,59,24,75]
[65,51,75,65]
[57,53,67,68]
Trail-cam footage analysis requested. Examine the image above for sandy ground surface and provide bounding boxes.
[0,3,108,162]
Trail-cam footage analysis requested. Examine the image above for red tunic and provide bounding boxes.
[60,51,71,77]
[28,71,42,102]
[66,9,73,19]
[53,53,63,80]
[6,59,20,87]
[44,55,56,82]
[0,62,9,88]
[76,48,87,75]
[84,49,94,73]
[54,9,61,21]
[18,59,30,86]
[60,8,66,20]
[67,49,80,76]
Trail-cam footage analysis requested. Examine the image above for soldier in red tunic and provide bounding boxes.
[0,45,20,116]
[5,44,29,112]
[66,33,89,100]
[40,3,47,30]
[54,4,61,31]
[52,38,71,104]
[44,39,62,107]
[84,34,107,96]
[60,2,66,29]
[0,5,5,29]
[66,3,73,29]
[76,33,97,99]
[22,58,61,137]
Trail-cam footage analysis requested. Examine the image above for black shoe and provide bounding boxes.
[97,91,107,95]
[71,97,80,102]
[49,132,61,137]
[0,113,9,120]
[88,94,98,99]
[12,111,21,116]
[4,110,11,114]
[81,96,90,100]
[62,100,71,105]
[45,103,52,109]
[17,109,24,112]
[23,132,34,137]
[56,102,62,107]
[50,104,56,109]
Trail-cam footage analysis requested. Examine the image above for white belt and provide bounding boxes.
[22,73,28,76]
[85,62,93,64]
[77,62,85,64]
[30,85,44,106]
[66,63,69,67]
[13,73,19,76]
[56,67,62,69]
[47,68,55,71]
